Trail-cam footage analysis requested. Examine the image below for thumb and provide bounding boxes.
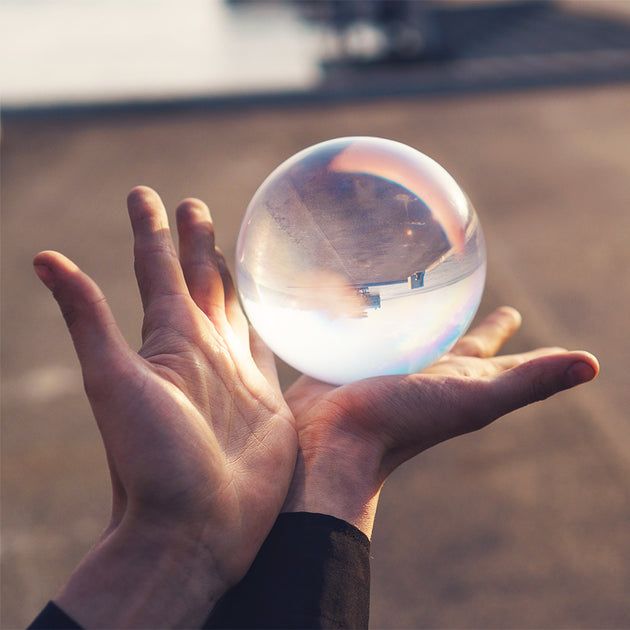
[33,251,132,389]
[486,351,599,420]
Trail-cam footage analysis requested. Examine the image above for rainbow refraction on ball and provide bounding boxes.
[236,136,486,385]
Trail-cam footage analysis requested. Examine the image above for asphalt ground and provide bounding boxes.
[3,83,630,628]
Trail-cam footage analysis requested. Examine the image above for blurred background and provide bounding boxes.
[3,0,630,627]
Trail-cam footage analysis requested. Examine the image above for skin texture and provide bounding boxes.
[33,187,297,629]
[282,307,599,537]
[33,186,598,627]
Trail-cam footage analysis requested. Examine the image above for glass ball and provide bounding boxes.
[236,136,486,385]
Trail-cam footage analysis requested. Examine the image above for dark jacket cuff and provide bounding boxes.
[204,512,371,629]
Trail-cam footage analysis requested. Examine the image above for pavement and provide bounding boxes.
[4,40,630,630]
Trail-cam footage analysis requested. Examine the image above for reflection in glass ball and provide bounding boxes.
[236,137,486,385]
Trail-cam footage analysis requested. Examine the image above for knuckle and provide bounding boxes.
[59,303,79,330]
[528,373,554,403]
[460,337,485,357]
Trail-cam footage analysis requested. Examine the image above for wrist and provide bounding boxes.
[55,518,228,629]
[281,432,384,538]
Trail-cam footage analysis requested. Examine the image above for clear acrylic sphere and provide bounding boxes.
[236,136,486,385]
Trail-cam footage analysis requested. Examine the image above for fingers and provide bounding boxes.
[486,346,568,373]
[215,248,250,343]
[33,250,131,385]
[249,327,281,390]
[132,187,279,385]
[175,196,225,317]
[176,197,250,343]
[128,186,188,311]
[217,249,281,388]
[481,350,599,421]
[450,306,522,358]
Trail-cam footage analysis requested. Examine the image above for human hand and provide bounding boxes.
[281,306,598,537]
[33,187,297,629]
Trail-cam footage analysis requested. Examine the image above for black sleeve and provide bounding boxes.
[27,513,370,630]
[27,601,83,630]
[204,512,371,630]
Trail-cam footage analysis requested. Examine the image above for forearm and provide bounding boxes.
[54,521,228,629]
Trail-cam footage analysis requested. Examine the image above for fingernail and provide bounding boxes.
[565,361,596,387]
[34,263,55,290]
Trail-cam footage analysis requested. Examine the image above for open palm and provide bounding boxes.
[282,307,598,533]
[34,187,297,627]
